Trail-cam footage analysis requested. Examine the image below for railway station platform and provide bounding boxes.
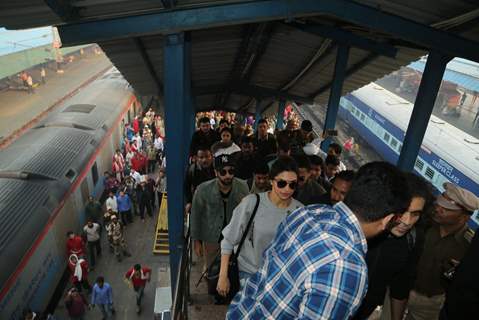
[0,53,112,147]
[53,205,170,319]
[296,104,383,169]
[377,77,479,140]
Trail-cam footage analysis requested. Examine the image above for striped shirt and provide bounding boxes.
[227,202,368,320]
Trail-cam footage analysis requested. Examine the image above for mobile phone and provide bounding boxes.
[325,129,338,136]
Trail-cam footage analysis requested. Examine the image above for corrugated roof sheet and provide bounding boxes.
[1,1,479,114]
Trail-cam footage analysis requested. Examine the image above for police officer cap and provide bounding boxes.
[214,154,235,169]
[436,182,479,213]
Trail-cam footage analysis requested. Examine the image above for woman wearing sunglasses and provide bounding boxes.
[217,156,304,297]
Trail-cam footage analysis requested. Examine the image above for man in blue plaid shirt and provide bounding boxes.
[227,162,411,319]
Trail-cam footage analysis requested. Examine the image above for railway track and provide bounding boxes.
[293,103,383,170]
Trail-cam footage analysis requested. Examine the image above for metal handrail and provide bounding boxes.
[171,219,192,320]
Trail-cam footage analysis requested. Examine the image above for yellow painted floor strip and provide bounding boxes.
[153,193,169,255]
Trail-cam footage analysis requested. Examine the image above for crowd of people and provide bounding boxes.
[186,110,479,320]
[23,106,479,320]
[50,108,165,320]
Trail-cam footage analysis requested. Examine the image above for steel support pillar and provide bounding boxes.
[183,32,195,156]
[321,44,350,152]
[397,52,451,171]
[254,98,262,130]
[163,32,190,293]
[276,99,286,130]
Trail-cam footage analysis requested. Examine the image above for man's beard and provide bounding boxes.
[219,177,233,186]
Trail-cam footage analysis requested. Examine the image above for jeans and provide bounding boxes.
[119,210,133,225]
[148,160,156,173]
[97,303,113,319]
[87,240,102,267]
[139,202,152,219]
[134,286,145,306]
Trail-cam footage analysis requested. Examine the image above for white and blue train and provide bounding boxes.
[338,83,479,228]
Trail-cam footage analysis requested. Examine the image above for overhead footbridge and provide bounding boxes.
[2,0,479,318]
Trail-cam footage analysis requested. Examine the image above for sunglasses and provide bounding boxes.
[219,168,235,176]
[275,179,297,189]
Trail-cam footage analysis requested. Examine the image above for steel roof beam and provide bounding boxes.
[290,23,397,58]
[45,0,80,21]
[214,25,256,109]
[57,0,479,62]
[194,83,313,104]
[161,0,177,9]
[310,52,378,98]
[221,23,275,109]
[133,38,163,95]
[235,84,313,105]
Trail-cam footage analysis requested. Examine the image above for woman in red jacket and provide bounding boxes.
[68,254,91,293]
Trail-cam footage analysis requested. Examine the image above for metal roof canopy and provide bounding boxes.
[2,0,472,113]
[47,0,479,112]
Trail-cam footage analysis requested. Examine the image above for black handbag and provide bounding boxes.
[206,193,260,303]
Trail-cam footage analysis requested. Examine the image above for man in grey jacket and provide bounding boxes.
[190,154,249,276]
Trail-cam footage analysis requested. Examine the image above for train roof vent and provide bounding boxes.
[22,146,77,179]
[18,132,91,179]
[63,104,96,114]
[0,180,48,252]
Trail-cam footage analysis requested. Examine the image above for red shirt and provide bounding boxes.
[66,236,85,257]
[125,267,151,288]
[131,154,147,172]
[133,119,140,133]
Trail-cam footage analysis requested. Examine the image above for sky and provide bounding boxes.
[0,27,53,56]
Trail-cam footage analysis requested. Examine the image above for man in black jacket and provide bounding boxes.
[184,146,215,214]
[189,117,219,156]
[352,173,433,320]
[253,119,277,160]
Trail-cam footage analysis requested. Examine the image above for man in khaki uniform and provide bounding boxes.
[405,182,479,320]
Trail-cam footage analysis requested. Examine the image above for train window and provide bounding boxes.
[355,110,360,117]
[92,162,99,185]
[383,132,390,143]
[398,143,402,152]
[390,138,398,149]
[415,159,424,171]
[425,167,435,180]
[360,114,365,122]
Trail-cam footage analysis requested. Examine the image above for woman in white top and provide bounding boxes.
[217,156,303,297]
[211,127,241,157]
